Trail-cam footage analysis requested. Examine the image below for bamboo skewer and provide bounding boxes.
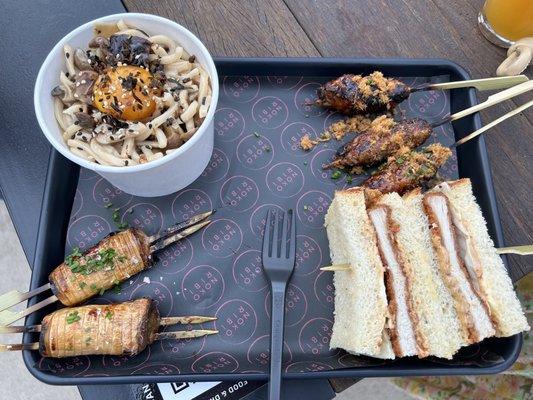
[433,80,533,127]
[452,99,533,147]
[496,245,533,256]
[321,245,533,271]
[0,212,213,325]
[414,75,528,92]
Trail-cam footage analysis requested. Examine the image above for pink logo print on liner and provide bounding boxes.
[201,219,243,258]
[171,189,213,221]
[198,148,230,183]
[294,235,322,276]
[191,352,239,374]
[70,189,84,220]
[249,203,284,240]
[214,107,246,142]
[247,335,293,367]
[223,76,260,103]
[220,176,259,213]
[265,162,305,198]
[132,364,180,376]
[121,203,164,237]
[280,122,317,157]
[294,82,327,117]
[92,178,132,209]
[296,190,332,229]
[232,249,268,292]
[67,215,112,250]
[408,89,447,119]
[236,134,274,170]
[314,271,335,309]
[157,237,193,275]
[298,318,338,357]
[265,284,308,328]
[285,361,333,373]
[38,356,91,377]
[310,148,342,185]
[252,96,288,129]
[181,265,225,309]
[266,76,303,90]
[215,299,257,344]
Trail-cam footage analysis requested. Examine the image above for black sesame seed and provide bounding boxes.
[66,52,70,59]
[188,55,196,63]
[148,123,152,129]
[77,147,83,151]
[74,120,80,125]
[65,72,70,78]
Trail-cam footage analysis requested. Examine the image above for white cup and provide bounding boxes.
[34,13,219,197]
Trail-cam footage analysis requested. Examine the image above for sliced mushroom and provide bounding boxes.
[51,84,76,104]
[74,48,92,70]
[74,70,98,104]
[74,112,95,129]
[108,34,151,67]
[163,125,183,149]
[88,36,110,49]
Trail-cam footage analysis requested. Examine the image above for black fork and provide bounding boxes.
[261,209,296,400]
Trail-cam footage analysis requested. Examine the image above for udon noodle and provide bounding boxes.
[52,19,212,166]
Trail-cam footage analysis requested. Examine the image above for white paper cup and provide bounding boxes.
[34,13,219,197]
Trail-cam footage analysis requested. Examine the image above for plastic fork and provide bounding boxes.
[262,209,296,400]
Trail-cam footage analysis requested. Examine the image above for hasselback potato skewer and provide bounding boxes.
[316,72,528,115]
[0,211,213,326]
[324,81,533,170]
[0,298,217,358]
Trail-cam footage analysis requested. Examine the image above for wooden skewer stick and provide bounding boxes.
[433,80,533,127]
[0,317,216,334]
[0,283,51,313]
[0,213,213,320]
[148,210,213,245]
[149,220,211,253]
[496,245,533,256]
[0,330,219,352]
[416,75,528,92]
[452,99,533,147]
[321,244,533,271]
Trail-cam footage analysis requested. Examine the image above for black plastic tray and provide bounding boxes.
[24,58,521,385]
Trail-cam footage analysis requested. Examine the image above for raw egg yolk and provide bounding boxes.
[93,65,156,121]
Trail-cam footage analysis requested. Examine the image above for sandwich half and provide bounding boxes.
[325,188,394,359]
[371,190,465,359]
[429,179,529,338]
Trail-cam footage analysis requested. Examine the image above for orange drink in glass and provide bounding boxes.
[478,0,533,47]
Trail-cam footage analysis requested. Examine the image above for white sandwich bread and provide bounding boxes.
[325,179,528,361]
[373,190,466,359]
[429,179,530,337]
[324,188,394,359]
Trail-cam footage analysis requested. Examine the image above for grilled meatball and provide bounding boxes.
[317,72,411,115]
[39,298,159,358]
[327,117,432,170]
[364,144,452,194]
[49,229,151,306]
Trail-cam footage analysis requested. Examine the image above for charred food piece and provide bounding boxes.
[317,72,411,115]
[39,298,159,357]
[364,144,452,194]
[327,117,432,170]
[48,229,151,306]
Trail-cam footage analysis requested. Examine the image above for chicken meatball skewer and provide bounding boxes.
[316,72,528,115]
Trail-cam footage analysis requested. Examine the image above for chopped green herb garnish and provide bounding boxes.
[264,147,271,152]
[66,311,81,324]
[303,161,308,166]
[105,310,113,320]
[99,287,105,295]
[303,205,309,211]
[253,132,260,138]
[128,208,134,214]
[90,284,99,293]
[118,222,129,229]
[304,114,309,118]
[396,156,405,165]
[346,176,353,184]
[366,79,374,85]
[65,247,124,276]
[331,170,342,180]
[113,284,122,294]
[104,202,113,209]
[79,282,87,289]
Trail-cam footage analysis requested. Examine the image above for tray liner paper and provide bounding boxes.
[36,75,503,378]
